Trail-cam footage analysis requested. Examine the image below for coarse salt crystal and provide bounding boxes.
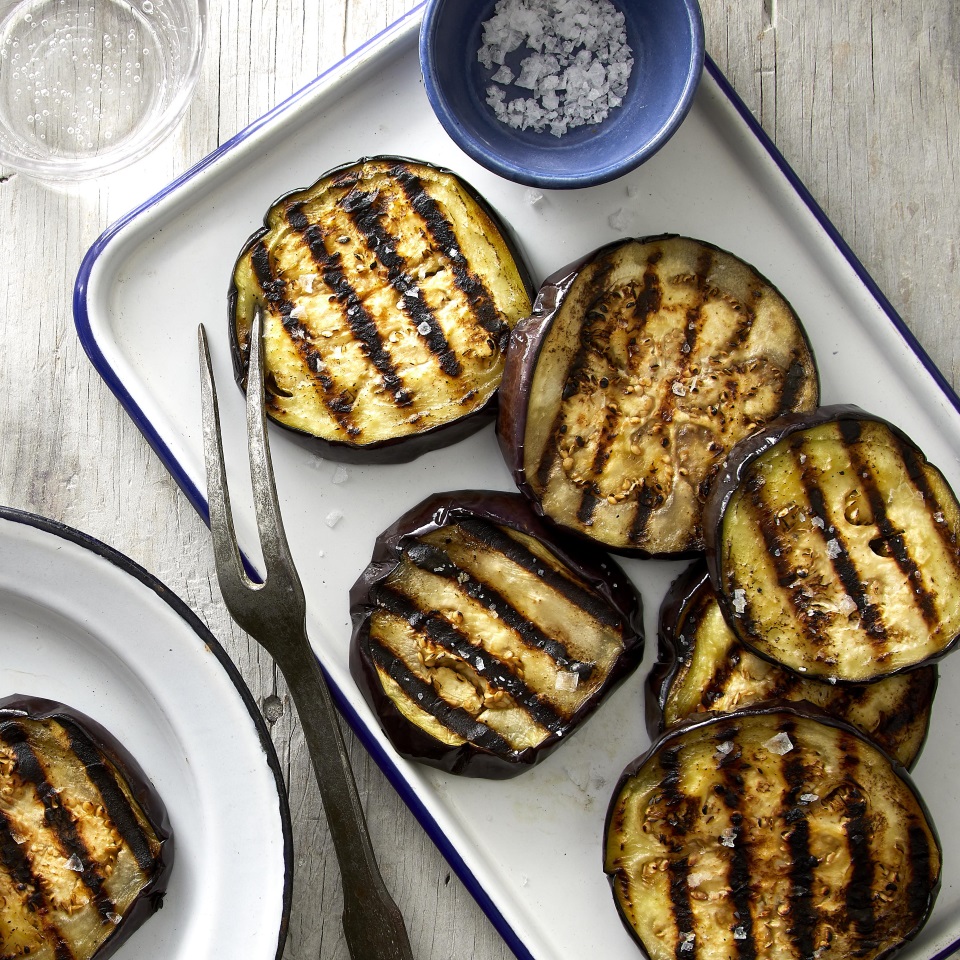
[799,793,820,804]
[555,671,579,691]
[719,827,737,847]
[825,538,841,559]
[838,595,858,616]
[715,740,735,757]
[417,320,432,336]
[764,732,794,755]
[811,516,825,528]
[289,303,305,320]
[477,0,634,137]
[732,588,747,614]
[64,853,84,872]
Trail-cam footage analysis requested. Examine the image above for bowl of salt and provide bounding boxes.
[419,0,704,190]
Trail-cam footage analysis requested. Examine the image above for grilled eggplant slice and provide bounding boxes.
[349,490,644,777]
[705,405,960,683]
[0,696,171,960]
[230,156,533,462]
[604,703,941,960]
[497,234,819,556]
[647,561,937,768]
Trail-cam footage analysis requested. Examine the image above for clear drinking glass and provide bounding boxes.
[0,0,205,180]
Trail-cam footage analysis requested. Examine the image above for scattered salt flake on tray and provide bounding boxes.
[763,731,794,755]
[478,0,634,136]
[325,509,343,528]
[331,464,350,485]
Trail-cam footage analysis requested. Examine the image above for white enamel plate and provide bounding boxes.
[0,508,291,959]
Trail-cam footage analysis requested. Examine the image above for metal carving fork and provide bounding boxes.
[198,309,414,960]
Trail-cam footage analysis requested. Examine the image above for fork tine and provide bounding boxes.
[245,306,304,604]
[198,323,255,607]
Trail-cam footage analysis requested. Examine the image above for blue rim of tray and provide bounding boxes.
[0,505,294,960]
[71,6,960,960]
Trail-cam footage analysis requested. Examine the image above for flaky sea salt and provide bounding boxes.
[732,588,747,614]
[764,732,794,755]
[719,827,737,847]
[477,0,634,137]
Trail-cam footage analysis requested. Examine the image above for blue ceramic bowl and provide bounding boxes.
[419,0,705,190]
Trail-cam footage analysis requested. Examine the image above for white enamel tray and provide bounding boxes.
[0,507,291,959]
[74,7,960,960]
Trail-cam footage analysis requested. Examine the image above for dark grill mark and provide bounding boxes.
[668,857,697,960]
[743,468,833,644]
[401,540,593,678]
[344,189,462,377]
[250,240,359,434]
[655,744,698,958]
[0,809,45,911]
[393,166,509,342]
[893,432,960,570]
[288,203,413,408]
[836,735,877,943]
[372,585,566,731]
[455,517,620,628]
[802,475,888,642]
[838,420,941,628]
[364,636,513,757]
[577,486,600,527]
[906,821,935,920]
[1,723,116,923]
[780,356,811,411]
[715,741,757,960]
[780,721,819,960]
[62,719,157,874]
[623,257,673,546]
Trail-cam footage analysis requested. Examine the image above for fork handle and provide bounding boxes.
[279,644,415,960]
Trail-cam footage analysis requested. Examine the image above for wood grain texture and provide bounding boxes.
[0,1,957,958]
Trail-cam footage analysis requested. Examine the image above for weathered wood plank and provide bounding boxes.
[0,2,957,958]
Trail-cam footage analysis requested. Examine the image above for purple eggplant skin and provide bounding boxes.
[703,403,960,684]
[0,694,173,960]
[644,559,714,739]
[496,234,819,560]
[228,155,535,465]
[603,700,943,960]
[349,490,645,778]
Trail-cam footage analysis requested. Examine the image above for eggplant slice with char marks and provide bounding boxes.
[647,561,937,768]
[0,696,171,960]
[349,491,644,777]
[497,234,819,557]
[704,405,960,683]
[230,156,533,462]
[604,703,941,960]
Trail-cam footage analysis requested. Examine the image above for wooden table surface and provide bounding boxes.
[1,1,957,958]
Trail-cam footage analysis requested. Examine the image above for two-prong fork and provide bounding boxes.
[198,308,414,960]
